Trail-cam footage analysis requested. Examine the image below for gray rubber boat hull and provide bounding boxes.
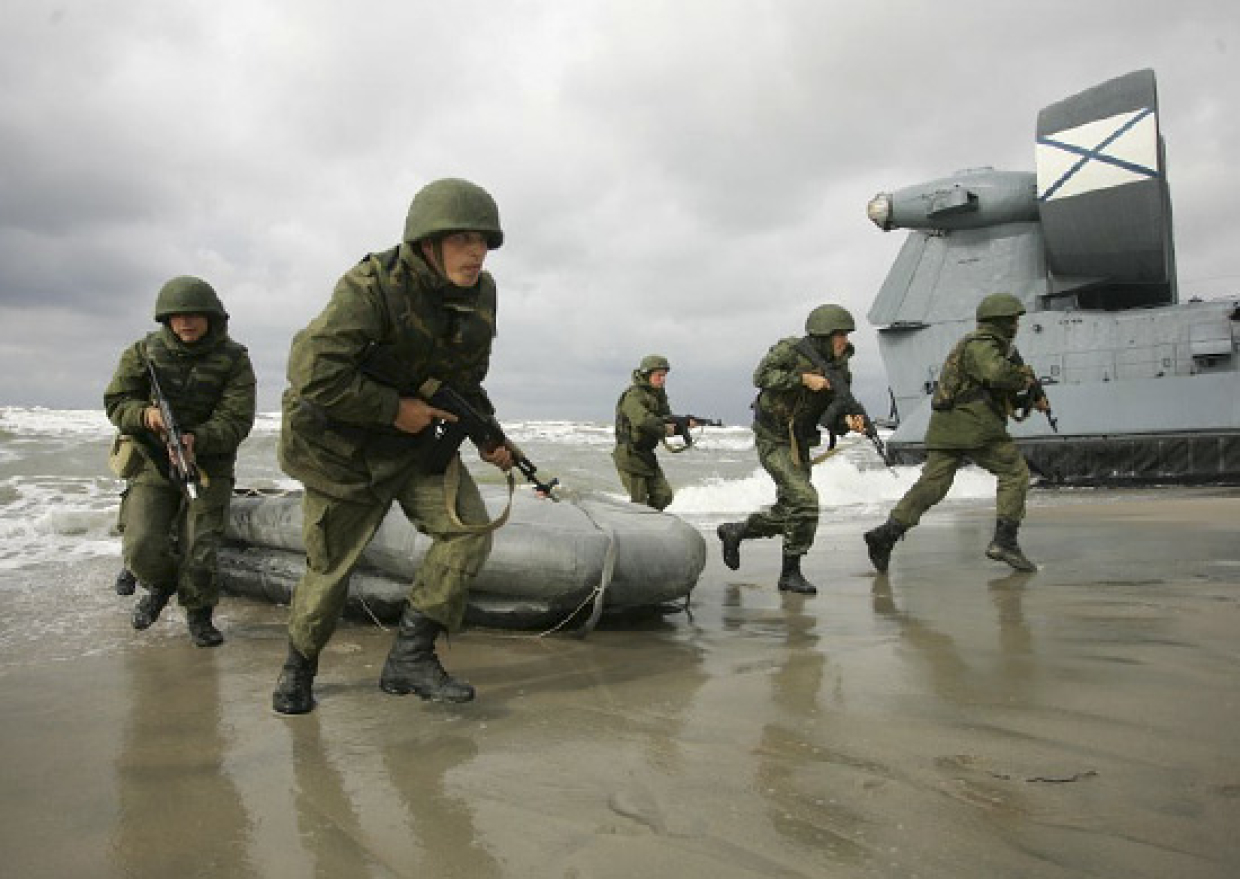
[218,488,706,629]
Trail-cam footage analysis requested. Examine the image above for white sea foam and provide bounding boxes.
[0,407,113,436]
[0,475,121,570]
[668,454,995,519]
[0,410,1004,574]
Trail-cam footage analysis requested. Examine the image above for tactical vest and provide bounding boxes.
[614,381,668,453]
[361,245,497,412]
[143,329,247,430]
[931,328,1018,413]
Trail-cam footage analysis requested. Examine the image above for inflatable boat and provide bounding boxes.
[218,487,706,630]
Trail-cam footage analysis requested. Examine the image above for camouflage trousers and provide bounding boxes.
[122,465,233,611]
[615,463,674,511]
[287,461,493,661]
[891,441,1030,529]
[743,435,819,556]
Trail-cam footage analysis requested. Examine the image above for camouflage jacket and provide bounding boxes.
[104,322,256,479]
[750,336,855,448]
[924,321,1028,449]
[279,243,497,502]
[612,371,672,476]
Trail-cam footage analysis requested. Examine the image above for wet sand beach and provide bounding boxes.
[1,488,1238,878]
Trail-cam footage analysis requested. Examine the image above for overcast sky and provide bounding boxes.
[2,0,1237,423]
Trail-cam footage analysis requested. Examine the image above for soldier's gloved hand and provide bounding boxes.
[394,397,457,434]
[1018,364,1037,387]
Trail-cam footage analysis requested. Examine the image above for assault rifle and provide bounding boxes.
[358,344,559,497]
[145,359,202,500]
[1009,349,1059,433]
[793,339,896,469]
[421,382,560,497]
[664,414,723,447]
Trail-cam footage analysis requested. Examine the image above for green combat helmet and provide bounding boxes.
[639,354,671,374]
[805,304,855,336]
[976,293,1026,321]
[403,178,504,249]
[154,276,227,322]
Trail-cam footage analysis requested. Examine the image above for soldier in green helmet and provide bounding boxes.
[715,304,869,595]
[271,177,514,715]
[612,354,700,510]
[104,276,257,646]
[863,292,1046,574]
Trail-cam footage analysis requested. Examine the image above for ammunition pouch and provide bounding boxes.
[108,434,146,479]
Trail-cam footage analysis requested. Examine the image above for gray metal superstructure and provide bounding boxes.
[866,69,1239,484]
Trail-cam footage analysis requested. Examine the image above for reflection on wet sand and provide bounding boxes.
[286,714,385,877]
[1,490,1238,877]
[380,732,502,877]
[115,649,259,878]
[755,595,873,864]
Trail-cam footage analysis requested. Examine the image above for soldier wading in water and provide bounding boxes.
[612,355,700,510]
[863,292,1045,574]
[716,304,868,595]
[272,178,513,715]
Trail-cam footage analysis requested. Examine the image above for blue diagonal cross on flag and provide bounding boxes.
[1036,108,1160,202]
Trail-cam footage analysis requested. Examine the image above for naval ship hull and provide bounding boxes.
[865,70,1240,486]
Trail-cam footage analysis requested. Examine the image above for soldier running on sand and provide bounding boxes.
[716,304,868,595]
[863,292,1046,574]
[271,178,514,715]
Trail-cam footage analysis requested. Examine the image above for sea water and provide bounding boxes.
[0,405,1001,575]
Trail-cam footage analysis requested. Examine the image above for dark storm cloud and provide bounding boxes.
[1,0,1236,419]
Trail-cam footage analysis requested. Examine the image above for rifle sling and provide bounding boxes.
[442,452,515,535]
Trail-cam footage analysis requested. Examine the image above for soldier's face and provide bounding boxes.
[831,332,851,358]
[169,313,209,344]
[426,231,489,287]
[648,369,668,388]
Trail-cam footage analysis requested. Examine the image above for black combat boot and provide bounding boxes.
[716,522,748,570]
[985,517,1037,572]
[272,644,317,715]
[863,518,907,573]
[132,585,174,630]
[380,606,475,703]
[187,607,224,648]
[777,554,817,595]
[114,567,137,596]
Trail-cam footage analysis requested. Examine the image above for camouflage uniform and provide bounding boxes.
[279,243,498,655]
[612,357,674,510]
[716,304,863,594]
[104,277,256,637]
[273,178,506,714]
[890,322,1031,527]
[741,335,856,555]
[865,292,1038,573]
